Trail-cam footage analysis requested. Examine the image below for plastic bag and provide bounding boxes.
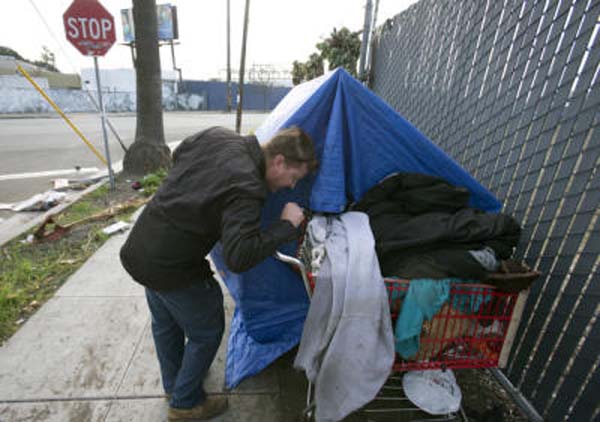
[402,369,462,415]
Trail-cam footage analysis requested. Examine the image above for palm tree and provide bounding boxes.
[123,0,171,175]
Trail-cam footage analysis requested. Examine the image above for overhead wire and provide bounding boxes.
[27,0,80,74]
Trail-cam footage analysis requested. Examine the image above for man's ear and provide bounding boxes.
[273,154,286,167]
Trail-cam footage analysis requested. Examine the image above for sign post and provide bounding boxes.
[63,0,116,190]
[93,57,114,189]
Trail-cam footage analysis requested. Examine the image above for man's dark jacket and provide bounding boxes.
[120,127,299,291]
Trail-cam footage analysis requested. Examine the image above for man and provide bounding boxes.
[120,126,317,421]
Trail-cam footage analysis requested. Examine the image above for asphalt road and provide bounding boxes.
[0,111,268,214]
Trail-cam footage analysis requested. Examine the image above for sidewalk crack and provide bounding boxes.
[102,317,150,421]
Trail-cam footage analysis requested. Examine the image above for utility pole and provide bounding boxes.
[236,0,250,133]
[358,0,373,81]
[226,0,232,112]
[366,0,380,79]
[170,40,183,90]
[371,0,380,35]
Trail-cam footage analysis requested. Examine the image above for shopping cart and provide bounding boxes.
[275,237,531,421]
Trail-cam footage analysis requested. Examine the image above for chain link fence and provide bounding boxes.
[370,0,599,420]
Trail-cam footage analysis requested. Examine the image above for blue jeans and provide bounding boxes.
[145,278,225,409]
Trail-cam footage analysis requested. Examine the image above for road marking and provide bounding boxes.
[0,167,100,181]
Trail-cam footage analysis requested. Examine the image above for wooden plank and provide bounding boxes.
[499,288,530,368]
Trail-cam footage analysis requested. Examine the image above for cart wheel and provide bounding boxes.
[301,404,315,422]
[293,412,312,422]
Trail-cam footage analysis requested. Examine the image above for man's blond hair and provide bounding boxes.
[263,127,318,171]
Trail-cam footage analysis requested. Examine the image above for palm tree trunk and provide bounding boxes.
[123,0,171,176]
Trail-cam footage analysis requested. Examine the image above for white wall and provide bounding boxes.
[0,73,203,114]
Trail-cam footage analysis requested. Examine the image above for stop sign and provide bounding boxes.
[63,0,116,56]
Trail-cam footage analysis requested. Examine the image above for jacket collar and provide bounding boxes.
[243,135,266,178]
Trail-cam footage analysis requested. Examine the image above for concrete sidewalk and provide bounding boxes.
[0,231,308,422]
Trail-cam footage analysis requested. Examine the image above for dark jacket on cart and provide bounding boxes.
[120,127,299,291]
[351,173,521,279]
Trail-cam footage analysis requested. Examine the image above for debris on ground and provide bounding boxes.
[19,234,35,244]
[101,220,131,236]
[58,259,81,265]
[33,197,149,242]
[53,179,70,190]
[457,368,527,421]
[0,191,67,212]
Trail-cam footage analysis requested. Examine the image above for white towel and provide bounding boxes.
[294,212,395,421]
[307,216,328,274]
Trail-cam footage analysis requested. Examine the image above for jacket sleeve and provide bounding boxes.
[220,196,300,273]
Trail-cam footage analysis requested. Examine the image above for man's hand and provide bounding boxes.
[281,202,305,228]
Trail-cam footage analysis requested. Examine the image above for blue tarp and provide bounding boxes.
[211,68,501,388]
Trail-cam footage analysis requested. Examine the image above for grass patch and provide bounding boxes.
[0,227,108,342]
[0,176,149,344]
[54,201,101,225]
[87,184,109,199]
[140,168,168,196]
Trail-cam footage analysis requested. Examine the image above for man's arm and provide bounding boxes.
[220,197,301,273]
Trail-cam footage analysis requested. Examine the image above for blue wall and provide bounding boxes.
[180,80,290,111]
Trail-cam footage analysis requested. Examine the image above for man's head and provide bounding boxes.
[263,127,318,192]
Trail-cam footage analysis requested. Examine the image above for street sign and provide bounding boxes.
[62,0,116,189]
[63,0,116,57]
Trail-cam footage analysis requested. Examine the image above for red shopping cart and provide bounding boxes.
[275,243,532,421]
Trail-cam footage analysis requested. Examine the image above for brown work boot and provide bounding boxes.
[168,396,228,421]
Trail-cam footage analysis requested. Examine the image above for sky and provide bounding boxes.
[0,0,419,82]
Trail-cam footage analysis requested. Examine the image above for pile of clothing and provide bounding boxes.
[351,172,521,282]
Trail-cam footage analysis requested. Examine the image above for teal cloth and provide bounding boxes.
[394,279,452,358]
[393,279,491,358]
